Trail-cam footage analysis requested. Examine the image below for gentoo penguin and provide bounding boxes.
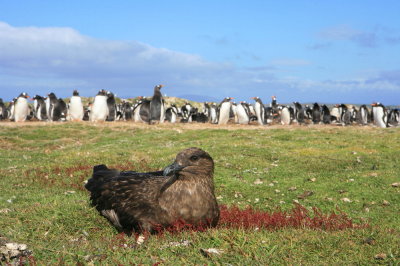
[340,104,352,126]
[371,102,387,128]
[321,105,331,124]
[252,97,265,125]
[90,90,109,122]
[388,109,399,127]
[181,102,193,122]
[293,102,305,124]
[279,106,291,125]
[0,98,8,120]
[209,103,218,124]
[311,103,321,124]
[68,90,84,121]
[271,95,278,116]
[120,101,133,121]
[32,95,48,121]
[218,97,233,125]
[149,85,165,123]
[8,99,16,121]
[330,104,341,123]
[231,103,238,123]
[165,104,178,123]
[106,91,117,121]
[236,102,250,124]
[14,93,30,122]
[203,102,210,118]
[356,105,369,125]
[303,105,311,120]
[47,92,58,121]
[52,98,68,121]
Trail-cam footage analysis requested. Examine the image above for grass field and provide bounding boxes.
[0,122,399,264]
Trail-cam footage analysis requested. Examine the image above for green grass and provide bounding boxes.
[1,123,399,264]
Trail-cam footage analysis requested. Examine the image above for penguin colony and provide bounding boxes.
[1,87,398,128]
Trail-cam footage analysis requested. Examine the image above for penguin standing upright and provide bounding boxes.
[218,97,233,125]
[68,90,84,121]
[371,102,387,128]
[165,104,178,123]
[330,104,341,123]
[252,97,265,125]
[52,98,68,121]
[280,106,291,125]
[106,91,117,121]
[181,102,193,122]
[209,103,218,124]
[321,105,331,124]
[90,90,109,122]
[14,93,30,122]
[149,85,165,123]
[312,103,321,124]
[357,105,369,125]
[46,93,59,121]
[32,95,48,121]
[0,98,8,120]
[293,102,305,124]
[236,102,250,124]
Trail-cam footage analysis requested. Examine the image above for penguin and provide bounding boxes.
[293,102,305,124]
[83,105,91,121]
[321,105,331,124]
[52,98,68,121]
[280,106,291,125]
[203,102,210,119]
[0,98,8,120]
[209,103,218,124]
[120,101,133,121]
[356,105,369,125]
[330,104,341,123]
[149,85,165,124]
[90,90,109,122]
[252,97,265,125]
[133,97,151,123]
[311,103,321,124]
[8,99,16,121]
[388,108,399,127]
[231,103,238,123]
[371,102,388,128]
[14,93,30,122]
[304,105,312,120]
[235,102,250,124]
[68,90,84,121]
[218,97,233,125]
[270,95,278,116]
[340,104,352,126]
[106,91,117,122]
[47,92,58,121]
[181,102,193,122]
[32,95,48,121]
[165,104,178,123]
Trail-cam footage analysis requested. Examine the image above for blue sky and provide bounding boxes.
[0,0,399,104]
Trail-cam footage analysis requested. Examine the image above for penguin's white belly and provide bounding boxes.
[281,109,291,125]
[374,108,387,128]
[236,105,249,124]
[14,98,29,122]
[91,96,108,122]
[69,97,84,121]
[218,103,230,125]
[159,103,165,123]
[133,105,143,122]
